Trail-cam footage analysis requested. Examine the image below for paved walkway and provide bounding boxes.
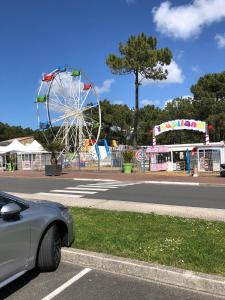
[0,169,225,186]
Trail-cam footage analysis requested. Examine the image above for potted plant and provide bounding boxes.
[122,150,133,174]
[8,154,17,172]
[44,141,64,176]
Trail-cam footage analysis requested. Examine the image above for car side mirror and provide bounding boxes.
[0,203,21,221]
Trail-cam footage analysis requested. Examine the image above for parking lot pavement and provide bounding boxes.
[0,262,84,300]
[0,262,223,300]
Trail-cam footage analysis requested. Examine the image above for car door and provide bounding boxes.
[0,196,30,283]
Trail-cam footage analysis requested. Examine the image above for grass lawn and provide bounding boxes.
[69,207,225,276]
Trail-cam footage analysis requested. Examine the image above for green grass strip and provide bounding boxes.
[70,207,225,276]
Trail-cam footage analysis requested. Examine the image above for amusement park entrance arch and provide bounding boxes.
[153,119,209,145]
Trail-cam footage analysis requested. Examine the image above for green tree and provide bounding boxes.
[139,105,162,145]
[106,32,172,147]
[0,122,34,142]
[98,100,133,144]
[110,104,133,144]
[164,97,196,120]
[191,71,225,141]
[191,71,225,101]
[43,140,64,165]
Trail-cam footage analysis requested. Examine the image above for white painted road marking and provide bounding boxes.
[65,187,108,191]
[83,184,119,189]
[36,192,84,198]
[41,268,92,300]
[36,181,140,199]
[50,189,97,194]
[73,178,116,182]
[88,184,135,188]
[97,182,134,185]
[143,181,200,186]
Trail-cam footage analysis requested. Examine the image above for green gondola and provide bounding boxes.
[71,70,81,76]
[36,95,47,103]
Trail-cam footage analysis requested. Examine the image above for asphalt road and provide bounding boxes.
[0,262,221,300]
[1,177,225,209]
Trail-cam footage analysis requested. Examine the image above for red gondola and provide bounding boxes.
[42,73,55,82]
[83,84,92,90]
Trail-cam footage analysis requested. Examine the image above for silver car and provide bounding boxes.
[0,191,74,288]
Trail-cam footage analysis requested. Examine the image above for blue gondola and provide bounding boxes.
[39,122,50,130]
[56,65,68,72]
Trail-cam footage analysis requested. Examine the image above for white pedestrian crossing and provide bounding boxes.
[73,178,117,182]
[79,184,119,189]
[36,180,139,199]
[86,183,136,187]
[50,189,97,194]
[65,187,108,191]
[36,192,83,198]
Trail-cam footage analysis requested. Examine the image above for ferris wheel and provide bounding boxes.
[36,66,101,159]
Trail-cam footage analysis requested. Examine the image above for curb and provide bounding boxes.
[62,248,225,297]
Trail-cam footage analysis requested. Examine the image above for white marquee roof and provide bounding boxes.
[0,139,46,154]
[24,140,46,153]
[5,139,27,152]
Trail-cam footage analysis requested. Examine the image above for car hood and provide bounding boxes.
[28,200,66,211]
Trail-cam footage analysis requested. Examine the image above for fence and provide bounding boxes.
[63,149,159,173]
[25,148,220,174]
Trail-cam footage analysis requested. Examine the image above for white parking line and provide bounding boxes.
[65,187,108,191]
[41,268,92,300]
[50,189,97,194]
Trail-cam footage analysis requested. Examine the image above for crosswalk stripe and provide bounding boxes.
[94,182,122,185]
[80,185,119,189]
[50,189,97,194]
[73,178,116,182]
[36,192,84,198]
[88,184,134,187]
[65,187,108,191]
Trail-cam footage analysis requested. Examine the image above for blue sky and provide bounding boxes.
[1,0,225,129]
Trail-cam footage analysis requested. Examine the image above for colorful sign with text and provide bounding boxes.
[154,119,206,136]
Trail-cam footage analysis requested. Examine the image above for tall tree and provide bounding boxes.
[139,105,162,145]
[191,71,225,101]
[191,71,225,141]
[106,32,172,147]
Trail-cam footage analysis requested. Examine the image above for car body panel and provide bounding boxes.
[0,192,74,288]
[0,214,30,282]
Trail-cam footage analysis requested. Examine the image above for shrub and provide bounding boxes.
[122,150,134,163]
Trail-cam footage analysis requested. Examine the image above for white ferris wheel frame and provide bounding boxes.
[36,67,101,159]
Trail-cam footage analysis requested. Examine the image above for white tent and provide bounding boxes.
[0,146,7,154]
[24,140,46,153]
[4,139,27,153]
